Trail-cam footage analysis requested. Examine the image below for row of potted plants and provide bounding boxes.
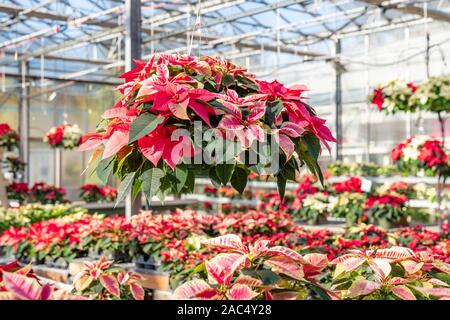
[1,209,448,289]
[0,204,87,233]
[80,184,118,203]
[174,234,450,300]
[256,176,434,227]
[0,258,146,300]
[7,182,67,205]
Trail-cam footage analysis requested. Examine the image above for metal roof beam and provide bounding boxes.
[0,3,119,29]
[147,0,306,42]
[359,0,450,23]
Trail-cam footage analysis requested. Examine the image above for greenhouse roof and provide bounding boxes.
[0,0,449,86]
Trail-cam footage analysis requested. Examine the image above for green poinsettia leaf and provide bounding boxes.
[129,113,165,144]
[115,172,136,207]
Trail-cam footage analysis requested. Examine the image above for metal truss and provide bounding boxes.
[0,0,448,86]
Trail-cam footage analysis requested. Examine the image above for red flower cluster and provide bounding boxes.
[418,140,448,167]
[371,88,384,110]
[364,194,407,210]
[80,184,117,203]
[46,126,64,145]
[390,136,448,171]
[0,123,14,137]
[0,215,94,253]
[30,182,67,204]
[407,82,417,92]
[7,182,66,204]
[294,175,318,197]
[214,210,293,236]
[203,186,218,196]
[389,181,410,194]
[7,182,29,194]
[332,176,362,194]
[390,140,408,161]
[129,210,220,245]
[0,123,19,149]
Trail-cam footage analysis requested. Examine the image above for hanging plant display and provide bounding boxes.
[78,54,335,203]
[410,74,450,114]
[390,135,448,177]
[44,124,83,150]
[369,79,418,115]
[0,123,19,150]
[5,156,26,180]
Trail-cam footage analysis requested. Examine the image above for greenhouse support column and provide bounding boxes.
[19,60,30,183]
[125,0,142,220]
[334,39,343,161]
[55,148,62,187]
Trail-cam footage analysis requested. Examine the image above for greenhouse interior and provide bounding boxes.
[0,0,450,302]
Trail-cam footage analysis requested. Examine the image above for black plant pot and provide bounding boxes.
[88,250,132,263]
[44,256,68,269]
[133,255,161,271]
[17,255,44,265]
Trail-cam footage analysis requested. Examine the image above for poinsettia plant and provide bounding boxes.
[329,192,365,226]
[174,234,336,300]
[6,182,29,204]
[29,182,67,204]
[331,247,450,300]
[80,184,117,203]
[292,192,330,225]
[390,136,448,177]
[78,54,334,204]
[0,123,19,150]
[331,176,362,194]
[410,74,450,114]
[363,193,410,229]
[369,79,418,115]
[44,124,83,150]
[72,256,145,300]
[0,260,83,300]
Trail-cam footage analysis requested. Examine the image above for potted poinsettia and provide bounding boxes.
[411,74,450,141]
[78,54,334,204]
[6,182,29,204]
[0,123,19,151]
[72,256,146,300]
[174,234,336,300]
[80,184,118,203]
[410,74,450,114]
[29,182,67,204]
[390,135,448,177]
[0,123,19,209]
[363,193,411,229]
[369,79,418,115]
[44,124,83,150]
[293,192,330,225]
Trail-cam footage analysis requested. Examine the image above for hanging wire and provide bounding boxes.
[276,0,281,73]
[40,37,47,116]
[1,65,5,93]
[187,0,202,56]
[404,27,411,138]
[417,1,429,134]
[150,2,155,55]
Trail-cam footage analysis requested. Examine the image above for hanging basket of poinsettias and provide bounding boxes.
[0,123,19,151]
[390,135,449,177]
[44,124,83,150]
[78,54,335,203]
[410,74,450,114]
[369,79,418,115]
